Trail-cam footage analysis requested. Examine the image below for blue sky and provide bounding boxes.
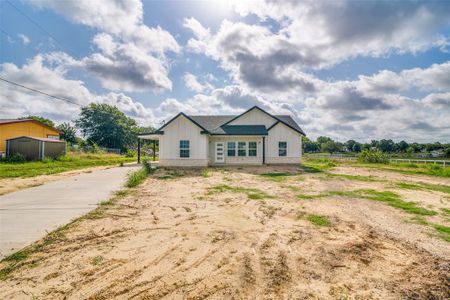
[1,0,449,142]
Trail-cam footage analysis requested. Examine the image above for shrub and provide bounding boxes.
[358,149,389,164]
[1,153,26,163]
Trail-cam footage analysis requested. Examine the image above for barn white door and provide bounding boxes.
[215,142,225,163]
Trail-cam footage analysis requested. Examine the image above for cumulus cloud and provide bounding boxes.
[0,55,157,126]
[183,73,214,93]
[29,0,180,92]
[185,1,450,98]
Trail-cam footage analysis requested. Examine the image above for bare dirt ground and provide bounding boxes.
[0,165,449,299]
[0,166,115,196]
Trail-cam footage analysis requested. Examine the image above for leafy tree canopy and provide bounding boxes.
[57,122,77,144]
[20,115,55,128]
[75,103,138,151]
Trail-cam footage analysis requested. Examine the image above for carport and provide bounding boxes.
[137,134,160,164]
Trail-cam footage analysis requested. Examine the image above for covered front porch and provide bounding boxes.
[208,135,266,166]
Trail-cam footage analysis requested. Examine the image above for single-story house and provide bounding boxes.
[0,119,61,155]
[139,106,305,167]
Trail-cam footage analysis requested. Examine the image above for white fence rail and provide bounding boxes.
[390,158,449,168]
[305,154,450,168]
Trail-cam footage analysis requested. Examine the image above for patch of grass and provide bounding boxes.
[0,152,136,178]
[260,172,293,182]
[353,161,450,178]
[395,182,450,195]
[433,224,450,242]
[440,208,450,216]
[329,189,437,216]
[156,169,184,180]
[126,169,148,187]
[207,184,273,200]
[325,173,379,182]
[297,194,325,200]
[306,214,331,226]
[301,158,337,173]
[91,256,104,266]
[409,216,429,225]
[201,169,211,178]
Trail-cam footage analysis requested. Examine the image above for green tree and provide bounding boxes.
[352,143,362,152]
[75,103,138,151]
[317,136,333,145]
[302,137,319,153]
[397,140,409,153]
[20,115,55,128]
[345,140,356,152]
[57,122,77,144]
[321,141,342,153]
[378,139,395,152]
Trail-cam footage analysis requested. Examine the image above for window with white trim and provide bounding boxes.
[227,142,236,156]
[248,142,257,156]
[180,140,190,158]
[238,142,246,156]
[279,141,287,156]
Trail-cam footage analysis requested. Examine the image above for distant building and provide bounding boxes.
[0,119,61,155]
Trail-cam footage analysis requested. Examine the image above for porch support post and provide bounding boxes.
[262,136,266,165]
[137,138,141,164]
[152,140,156,161]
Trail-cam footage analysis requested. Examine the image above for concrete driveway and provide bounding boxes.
[0,164,140,258]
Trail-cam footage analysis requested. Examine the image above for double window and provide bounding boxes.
[238,142,247,156]
[227,141,257,157]
[180,140,190,158]
[279,141,287,156]
[227,142,236,156]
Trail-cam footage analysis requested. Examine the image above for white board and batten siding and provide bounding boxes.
[266,122,302,164]
[228,108,276,128]
[159,115,209,167]
[227,108,303,164]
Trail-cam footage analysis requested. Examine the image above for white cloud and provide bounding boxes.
[0,55,157,126]
[183,72,214,93]
[17,33,30,45]
[29,0,180,92]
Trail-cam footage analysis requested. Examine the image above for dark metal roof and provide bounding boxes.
[154,106,305,136]
[211,125,268,135]
[6,136,64,143]
[273,115,306,136]
[188,115,235,132]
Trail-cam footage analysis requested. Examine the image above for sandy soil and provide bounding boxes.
[0,166,115,196]
[0,166,449,299]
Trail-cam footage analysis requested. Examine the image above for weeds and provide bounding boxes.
[208,184,273,200]
[433,224,450,242]
[325,173,380,182]
[395,182,450,195]
[260,172,293,182]
[126,160,153,188]
[329,189,437,216]
[91,256,104,266]
[301,158,336,173]
[201,169,211,178]
[157,169,184,180]
[306,214,331,226]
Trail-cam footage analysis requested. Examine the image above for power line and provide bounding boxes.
[0,77,81,107]
[6,0,73,56]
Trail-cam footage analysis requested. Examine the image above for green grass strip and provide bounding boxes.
[208,184,273,200]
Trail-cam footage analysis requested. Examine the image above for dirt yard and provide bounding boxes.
[0,164,449,299]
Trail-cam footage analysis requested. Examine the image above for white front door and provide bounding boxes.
[215,142,225,163]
